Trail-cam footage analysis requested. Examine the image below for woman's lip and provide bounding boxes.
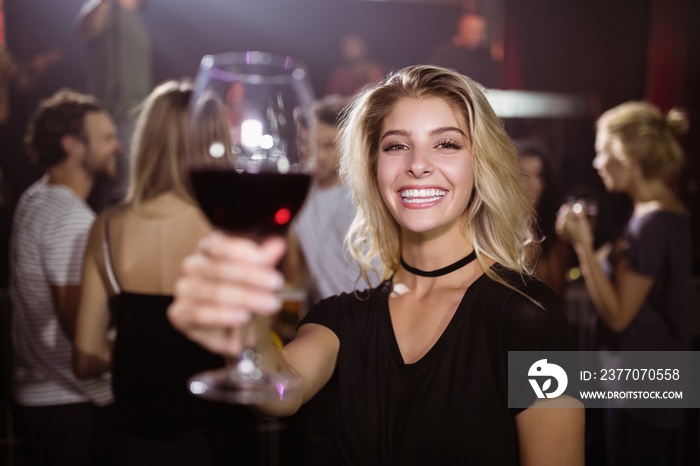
[397,186,447,208]
[397,186,448,195]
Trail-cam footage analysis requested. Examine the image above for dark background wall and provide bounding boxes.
[3,0,657,103]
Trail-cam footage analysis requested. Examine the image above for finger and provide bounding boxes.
[259,236,288,264]
[168,304,262,358]
[168,297,251,331]
[557,203,571,218]
[205,319,267,356]
[174,275,282,316]
[187,327,243,358]
[181,253,284,293]
[200,232,287,266]
[167,300,253,357]
[555,217,565,236]
[199,327,247,357]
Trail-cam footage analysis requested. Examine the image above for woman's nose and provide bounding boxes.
[407,148,433,177]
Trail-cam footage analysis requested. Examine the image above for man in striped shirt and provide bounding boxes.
[9,89,121,465]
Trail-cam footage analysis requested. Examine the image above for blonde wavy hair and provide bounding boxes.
[596,101,689,180]
[339,65,535,286]
[126,80,195,208]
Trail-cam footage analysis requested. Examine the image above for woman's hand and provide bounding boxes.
[556,202,594,248]
[167,232,287,357]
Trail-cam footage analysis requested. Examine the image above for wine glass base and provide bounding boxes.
[188,368,299,405]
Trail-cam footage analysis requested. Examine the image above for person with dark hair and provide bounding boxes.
[9,88,120,465]
[518,145,570,297]
[168,65,584,465]
[73,80,257,465]
[286,94,379,305]
[557,101,691,466]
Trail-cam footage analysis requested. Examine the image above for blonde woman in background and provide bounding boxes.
[73,80,256,465]
[557,101,691,466]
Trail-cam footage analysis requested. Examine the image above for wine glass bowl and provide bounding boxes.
[186,51,315,404]
[188,51,315,237]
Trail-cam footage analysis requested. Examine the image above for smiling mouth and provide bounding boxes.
[400,188,446,204]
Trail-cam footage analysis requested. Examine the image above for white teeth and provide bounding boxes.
[400,188,446,203]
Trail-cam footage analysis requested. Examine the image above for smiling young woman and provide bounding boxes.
[375,98,475,240]
[168,65,585,465]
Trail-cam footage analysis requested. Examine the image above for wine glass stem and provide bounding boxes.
[227,315,271,380]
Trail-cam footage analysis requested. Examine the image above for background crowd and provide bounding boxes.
[0,0,699,465]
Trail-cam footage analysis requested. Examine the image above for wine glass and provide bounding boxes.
[185,51,315,404]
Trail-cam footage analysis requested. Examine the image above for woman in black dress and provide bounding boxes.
[169,65,584,465]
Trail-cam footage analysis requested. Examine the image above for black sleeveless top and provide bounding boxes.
[103,220,256,440]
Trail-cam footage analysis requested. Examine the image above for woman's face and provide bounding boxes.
[593,129,632,193]
[518,154,544,208]
[376,97,474,237]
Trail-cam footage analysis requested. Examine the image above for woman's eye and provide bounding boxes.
[436,139,462,150]
[383,142,408,152]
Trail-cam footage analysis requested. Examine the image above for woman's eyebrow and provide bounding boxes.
[430,126,467,137]
[380,126,466,141]
[380,129,410,141]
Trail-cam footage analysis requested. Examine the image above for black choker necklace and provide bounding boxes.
[400,250,477,277]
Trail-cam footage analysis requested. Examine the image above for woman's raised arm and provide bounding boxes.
[167,232,339,416]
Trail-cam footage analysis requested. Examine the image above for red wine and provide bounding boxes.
[190,169,311,236]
